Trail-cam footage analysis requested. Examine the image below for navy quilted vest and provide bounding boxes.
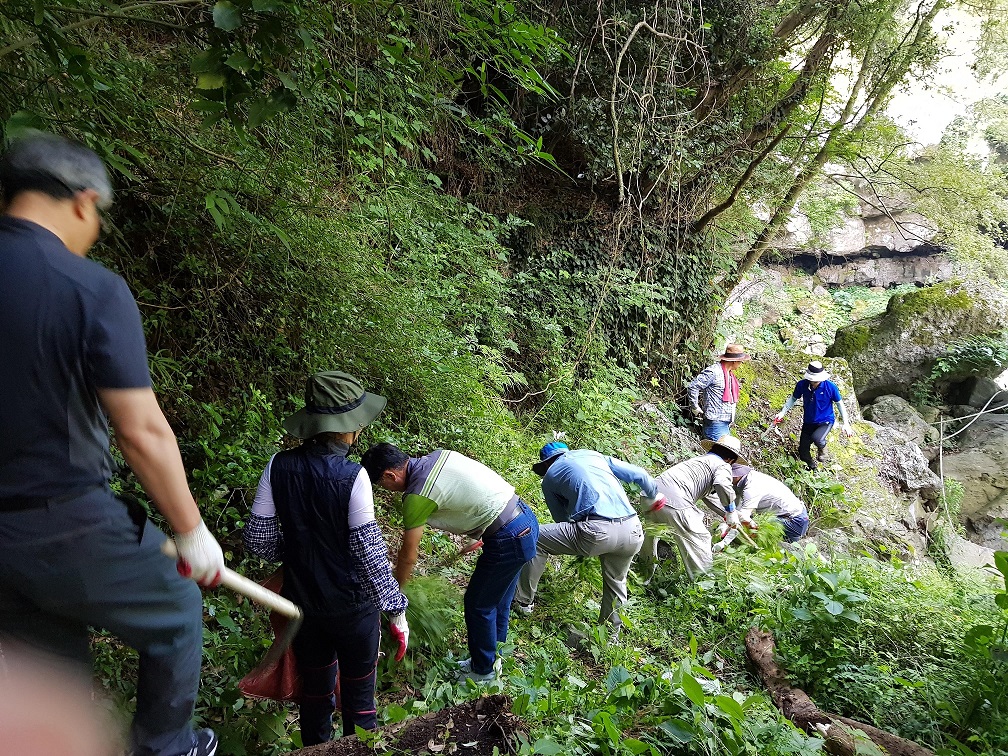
[269,441,370,617]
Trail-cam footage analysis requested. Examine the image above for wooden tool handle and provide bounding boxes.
[161,537,303,620]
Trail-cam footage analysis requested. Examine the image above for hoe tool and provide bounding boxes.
[161,537,303,665]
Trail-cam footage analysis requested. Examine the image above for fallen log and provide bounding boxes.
[745,628,935,756]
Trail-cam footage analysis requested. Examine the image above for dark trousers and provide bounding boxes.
[798,422,833,470]
[293,607,380,745]
[464,501,539,675]
[0,487,203,756]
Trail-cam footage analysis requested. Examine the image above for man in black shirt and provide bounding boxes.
[0,133,225,756]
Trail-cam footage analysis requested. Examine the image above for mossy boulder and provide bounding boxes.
[862,395,937,448]
[826,279,1008,402]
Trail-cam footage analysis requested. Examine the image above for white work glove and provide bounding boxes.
[725,510,741,528]
[842,423,855,438]
[173,519,224,588]
[640,492,667,512]
[389,612,409,662]
[773,411,785,424]
[692,405,703,418]
[740,513,757,530]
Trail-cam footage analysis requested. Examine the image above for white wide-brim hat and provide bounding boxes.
[802,361,830,383]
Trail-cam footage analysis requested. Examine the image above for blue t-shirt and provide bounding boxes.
[0,217,151,498]
[792,379,843,425]
[541,448,657,523]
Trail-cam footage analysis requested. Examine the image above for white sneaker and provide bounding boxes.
[512,601,534,616]
[456,656,502,676]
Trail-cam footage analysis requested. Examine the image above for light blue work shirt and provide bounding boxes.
[540,449,658,523]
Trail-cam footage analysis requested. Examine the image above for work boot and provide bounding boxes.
[816,446,829,464]
[185,729,219,756]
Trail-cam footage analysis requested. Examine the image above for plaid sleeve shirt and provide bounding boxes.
[687,365,736,422]
[243,512,283,562]
[349,521,408,614]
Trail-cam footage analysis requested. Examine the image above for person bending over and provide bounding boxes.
[362,443,539,683]
[514,442,659,637]
[639,435,746,581]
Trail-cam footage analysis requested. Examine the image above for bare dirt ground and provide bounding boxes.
[288,694,523,756]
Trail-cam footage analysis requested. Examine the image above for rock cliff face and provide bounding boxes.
[772,176,950,288]
[825,279,1008,402]
[787,246,954,288]
[862,395,938,450]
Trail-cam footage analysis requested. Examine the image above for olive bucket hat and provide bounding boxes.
[283,371,387,439]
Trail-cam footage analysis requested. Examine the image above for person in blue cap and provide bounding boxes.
[513,441,662,635]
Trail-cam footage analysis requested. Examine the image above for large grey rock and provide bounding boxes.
[863,395,937,447]
[868,423,942,502]
[826,279,1008,403]
[939,414,1008,550]
[948,376,1008,413]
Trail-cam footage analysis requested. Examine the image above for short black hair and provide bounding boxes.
[710,447,738,464]
[361,443,409,482]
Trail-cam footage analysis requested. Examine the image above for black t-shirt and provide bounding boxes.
[0,217,151,498]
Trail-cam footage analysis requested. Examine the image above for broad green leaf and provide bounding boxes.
[531,737,564,755]
[622,738,650,754]
[191,48,223,74]
[680,672,705,708]
[995,551,1008,587]
[658,719,694,743]
[714,694,745,720]
[4,110,46,140]
[213,1,243,31]
[225,52,255,72]
[995,592,1008,610]
[196,72,226,91]
[823,599,844,615]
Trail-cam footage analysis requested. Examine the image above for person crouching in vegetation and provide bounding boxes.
[772,361,854,470]
[243,372,409,746]
[514,442,659,639]
[362,443,539,683]
[731,464,810,542]
[638,435,746,582]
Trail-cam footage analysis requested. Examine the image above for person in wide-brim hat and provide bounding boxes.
[245,370,408,745]
[687,344,752,442]
[801,361,830,383]
[700,434,749,466]
[772,360,854,471]
[283,371,387,439]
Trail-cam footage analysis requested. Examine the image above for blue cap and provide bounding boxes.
[533,441,569,475]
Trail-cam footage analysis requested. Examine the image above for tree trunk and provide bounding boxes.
[745,628,936,756]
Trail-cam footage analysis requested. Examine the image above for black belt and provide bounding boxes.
[0,485,103,512]
[587,512,638,524]
[482,495,522,538]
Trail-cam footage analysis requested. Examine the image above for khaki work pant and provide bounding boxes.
[639,504,713,581]
[515,516,644,628]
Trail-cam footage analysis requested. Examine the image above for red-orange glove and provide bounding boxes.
[389,613,409,662]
